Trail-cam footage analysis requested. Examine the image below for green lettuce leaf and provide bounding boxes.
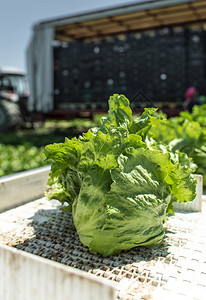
[149,113,206,185]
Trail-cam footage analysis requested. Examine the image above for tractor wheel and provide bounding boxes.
[0,100,23,132]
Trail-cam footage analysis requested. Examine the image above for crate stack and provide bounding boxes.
[170,28,187,102]
[138,31,157,104]
[60,40,82,104]
[91,40,108,106]
[115,32,157,107]
[53,26,206,109]
[127,32,142,101]
[81,41,100,105]
[53,42,69,105]
[53,40,84,107]
[187,27,206,96]
[128,32,146,104]
[157,28,175,103]
[102,37,116,103]
[112,36,130,98]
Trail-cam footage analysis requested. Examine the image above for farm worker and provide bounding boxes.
[184,86,198,113]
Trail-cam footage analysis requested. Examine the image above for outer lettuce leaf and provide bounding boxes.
[45,182,72,210]
[192,145,206,186]
[145,138,197,210]
[45,138,95,202]
[73,147,196,256]
[72,149,171,256]
[129,107,163,140]
[99,94,132,133]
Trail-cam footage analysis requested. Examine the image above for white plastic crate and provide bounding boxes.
[0,244,114,300]
[0,165,50,213]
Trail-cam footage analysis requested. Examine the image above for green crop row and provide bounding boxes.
[0,143,47,177]
[0,115,105,178]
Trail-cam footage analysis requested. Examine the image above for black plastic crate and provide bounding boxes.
[53,25,206,107]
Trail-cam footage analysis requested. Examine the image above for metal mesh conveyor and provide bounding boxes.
[1,196,206,299]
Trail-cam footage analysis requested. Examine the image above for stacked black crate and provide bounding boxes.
[103,37,116,103]
[127,33,137,100]
[81,41,95,105]
[153,28,173,104]
[91,40,106,105]
[67,40,82,104]
[53,43,62,105]
[187,27,206,96]
[170,27,187,103]
[53,40,83,107]
[53,42,71,106]
[127,32,145,106]
[111,36,130,98]
[140,31,156,105]
[125,33,139,102]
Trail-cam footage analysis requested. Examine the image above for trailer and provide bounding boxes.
[27,0,206,120]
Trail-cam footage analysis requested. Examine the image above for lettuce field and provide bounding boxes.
[0,116,102,177]
[1,102,206,188]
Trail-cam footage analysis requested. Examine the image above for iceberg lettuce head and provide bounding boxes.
[45,94,196,256]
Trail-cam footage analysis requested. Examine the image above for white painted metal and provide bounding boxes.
[0,66,25,75]
[173,174,203,212]
[0,244,115,300]
[0,167,203,214]
[0,166,50,212]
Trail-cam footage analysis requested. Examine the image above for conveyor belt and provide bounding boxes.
[0,197,206,299]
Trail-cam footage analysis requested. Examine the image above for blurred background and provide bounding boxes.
[1,0,206,177]
[0,0,133,71]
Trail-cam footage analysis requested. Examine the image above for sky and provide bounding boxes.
[0,0,141,72]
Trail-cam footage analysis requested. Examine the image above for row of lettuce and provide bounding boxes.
[0,117,104,178]
[151,104,206,186]
[1,101,205,184]
[0,143,46,178]
[44,95,205,256]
